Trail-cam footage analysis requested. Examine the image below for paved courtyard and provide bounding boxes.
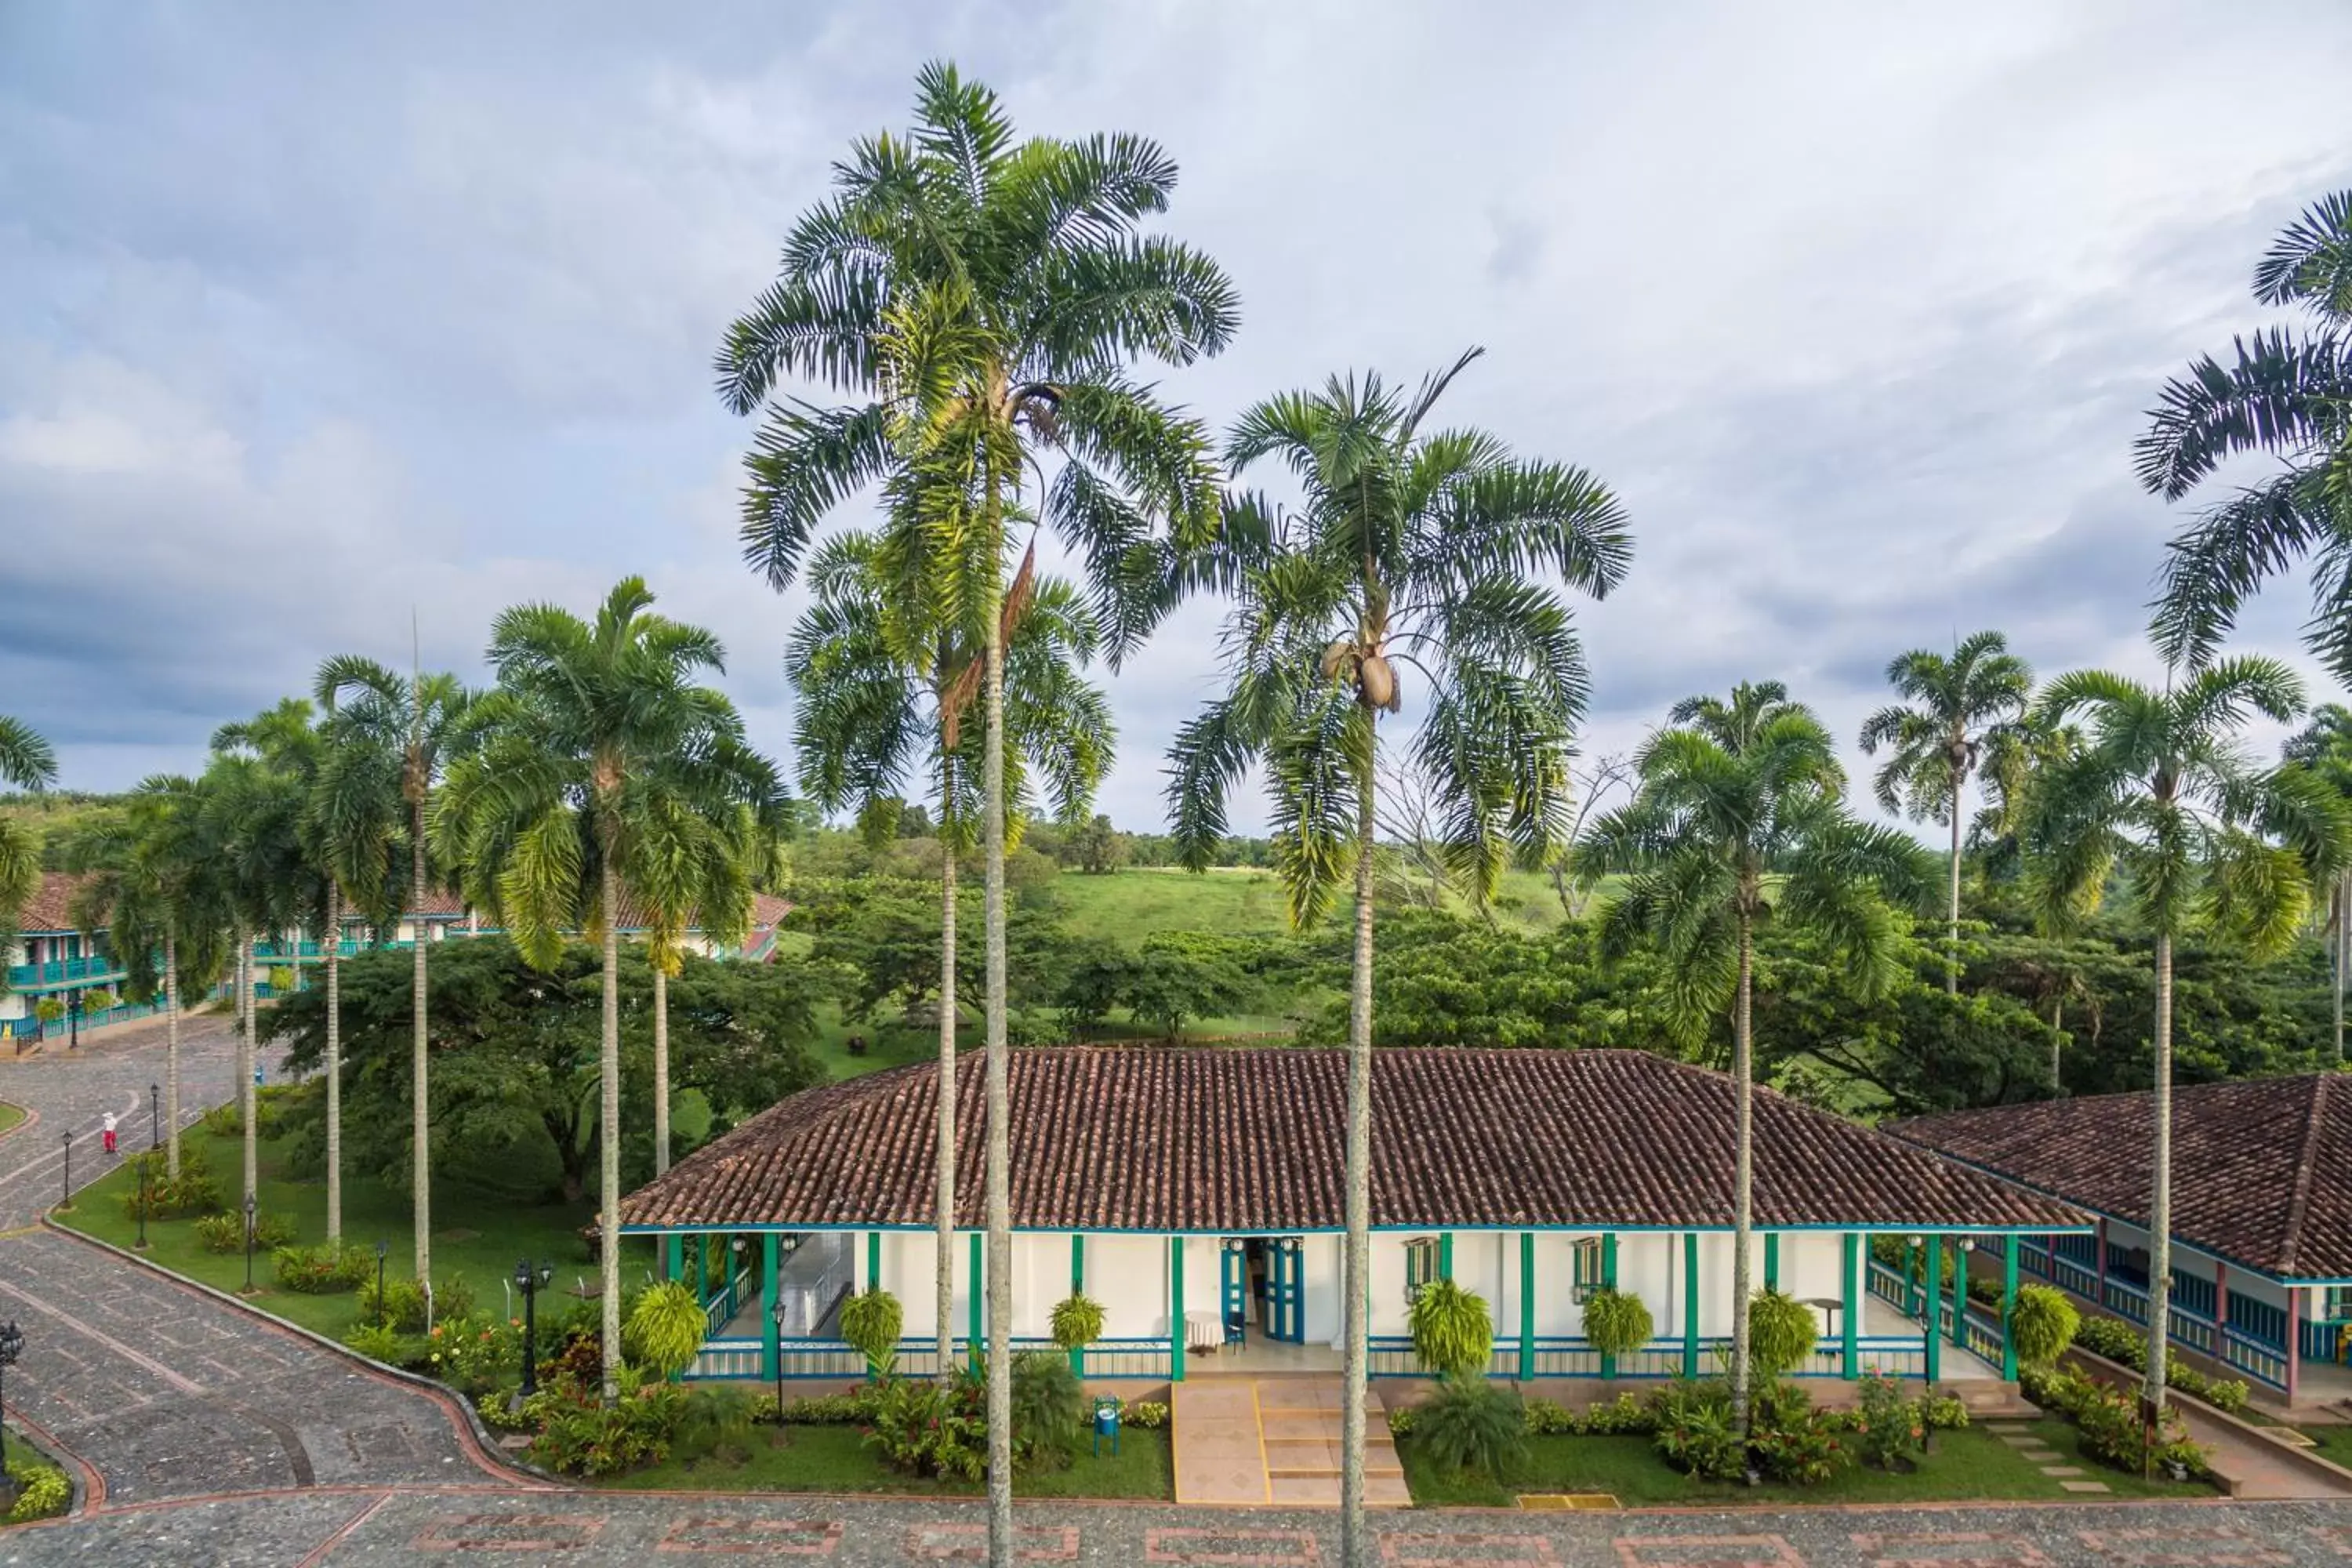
[7,1018,2352,1563]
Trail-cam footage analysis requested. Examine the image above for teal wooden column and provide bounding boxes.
[967,1232,983,1373]
[1840,1233,1860,1380]
[1682,1232,1700,1377]
[664,1232,682,1283]
[760,1233,781,1381]
[1599,1232,1621,1379]
[1949,1239,1968,1350]
[1904,1239,1920,1316]
[1170,1236,1187,1383]
[1923,1239,1942,1385]
[1763,1233,1779,1291]
[866,1231,881,1293]
[2001,1234,2020,1381]
[1518,1232,1536,1382]
[1439,1232,1454,1281]
[1069,1234,1087,1377]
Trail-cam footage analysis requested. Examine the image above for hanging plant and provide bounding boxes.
[1408,1278,1494,1379]
[1747,1288,1820,1380]
[1050,1292,1105,1352]
[839,1287,904,1378]
[2009,1283,2081,1369]
[1581,1287,1654,1360]
[625,1280,708,1381]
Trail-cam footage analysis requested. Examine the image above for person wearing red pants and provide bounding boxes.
[101,1111,118,1156]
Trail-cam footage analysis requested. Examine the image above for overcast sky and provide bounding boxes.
[6,2,2352,837]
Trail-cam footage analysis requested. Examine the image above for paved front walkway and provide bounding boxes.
[1171,1378,1407,1508]
[16,1489,2352,1564]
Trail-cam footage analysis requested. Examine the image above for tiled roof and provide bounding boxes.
[16,873,96,934]
[335,888,469,923]
[620,1046,2087,1235]
[1889,1074,2352,1282]
[750,893,793,931]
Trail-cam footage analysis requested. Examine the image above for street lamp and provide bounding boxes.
[57,1131,71,1211]
[67,990,78,1052]
[150,1083,161,1152]
[242,1192,258,1292]
[770,1294,787,1421]
[513,1259,554,1399]
[375,1240,390,1330]
[0,1321,20,1469]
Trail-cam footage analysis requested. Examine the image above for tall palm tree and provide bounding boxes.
[1167,351,1628,1561]
[2025,656,2349,1409]
[312,675,411,1243]
[64,774,230,1176]
[1859,631,2033,993]
[1581,684,1923,1431]
[2140,190,2352,676]
[717,63,1233,1552]
[209,701,323,1211]
[789,528,1115,1376]
[316,657,469,1283]
[2284,702,2352,1062]
[434,578,783,1402]
[0,717,57,954]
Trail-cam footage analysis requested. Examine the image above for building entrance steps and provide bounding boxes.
[1171,1377,1409,1508]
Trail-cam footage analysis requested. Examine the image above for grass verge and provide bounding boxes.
[601,1423,1171,1499]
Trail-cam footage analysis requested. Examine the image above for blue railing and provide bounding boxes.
[6,953,126,989]
[1374,1333,1932,1382]
[690,1335,1177,1383]
[2022,1236,2292,1392]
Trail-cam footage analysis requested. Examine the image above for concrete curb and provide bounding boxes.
[42,1217,567,1492]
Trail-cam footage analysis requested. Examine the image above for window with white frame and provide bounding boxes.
[1572,1236,1605,1304]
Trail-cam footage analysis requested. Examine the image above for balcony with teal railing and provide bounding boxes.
[6,952,127,990]
[250,939,371,962]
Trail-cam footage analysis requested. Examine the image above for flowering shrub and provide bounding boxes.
[1121,1399,1170,1430]
[1751,1415,1849,1486]
[272,1243,373,1294]
[1851,1373,1925,1472]
[527,1370,688,1476]
[1650,1381,1747,1481]
[416,1312,522,1397]
[119,1146,221,1220]
[5,1462,70,1523]
[866,1376,988,1481]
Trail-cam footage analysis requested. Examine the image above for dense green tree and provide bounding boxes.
[719,65,1234,1548]
[2284,702,2352,1059]
[1858,631,2031,991]
[1581,681,1924,1428]
[315,655,471,1283]
[0,717,56,949]
[2024,655,2350,1412]
[433,578,782,1403]
[2139,190,2352,677]
[1167,350,1628,1551]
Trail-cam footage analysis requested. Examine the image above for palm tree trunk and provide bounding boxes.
[600,854,624,1405]
[935,758,959,1385]
[2051,996,2063,1094]
[239,931,256,1208]
[1946,768,1963,996]
[653,964,670,1175]
[2144,932,2174,1413]
[412,797,432,1287]
[325,889,342,1245]
[164,931,181,1178]
[1730,913,1755,1432]
[982,617,1013,1566]
[2334,872,2346,1062]
[1339,763,1376,1568]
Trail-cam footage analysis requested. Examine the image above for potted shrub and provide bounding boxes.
[1747,1287,1820,1380]
[2009,1283,2080,1370]
[1050,1291,1105,1376]
[838,1287,904,1379]
[1407,1278,1494,1381]
[1580,1286,1653,1379]
[626,1279,710,1383]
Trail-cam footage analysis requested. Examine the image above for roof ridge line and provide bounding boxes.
[2274,1073,2330,1276]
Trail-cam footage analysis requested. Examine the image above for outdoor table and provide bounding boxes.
[1804,1297,1842,1338]
[1185,1310,1225,1352]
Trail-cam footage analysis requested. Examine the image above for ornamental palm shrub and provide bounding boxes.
[1581,1286,1653,1360]
[626,1280,709,1382]
[1746,1289,1820,1380]
[1412,1376,1527,1483]
[1050,1292,1105,1352]
[1009,1352,1086,1471]
[839,1287,905,1378]
[2010,1283,2081,1369]
[1408,1279,1494,1379]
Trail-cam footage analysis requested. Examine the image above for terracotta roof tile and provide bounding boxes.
[621,1046,2086,1235]
[1889,1074,2352,1281]
[15,873,95,934]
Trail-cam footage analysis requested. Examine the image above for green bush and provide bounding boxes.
[193,1210,296,1254]
[343,1321,411,1363]
[272,1243,373,1294]
[1049,1292,1105,1352]
[2010,1284,2080,1368]
[771,1390,878,1425]
[1651,1381,1746,1481]
[5,1462,70,1523]
[416,1312,523,1397]
[866,1374,987,1481]
[119,1145,222,1220]
[1412,1376,1527,1483]
[528,1370,689,1477]
[626,1281,708,1381]
[1746,1289,1819,1378]
[837,1288,904,1377]
[1122,1399,1170,1430]
[672,1386,757,1466]
[1407,1278,1494,1379]
[1853,1372,1924,1472]
[2069,1314,2249,1410]
[1751,1412,1851,1486]
[1582,1391,1656,1435]
[1920,1392,1970,1431]
[1580,1287,1653,1361]
[1010,1352,1087,1468]
[358,1276,429,1332]
[1523,1396,1577,1436]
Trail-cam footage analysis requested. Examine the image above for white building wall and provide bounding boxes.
[1084,1233,1171,1339]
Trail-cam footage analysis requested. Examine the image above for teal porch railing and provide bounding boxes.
[6,953,127,989]
[690,1336,1174,1382]
[1378,1334,1931,1381]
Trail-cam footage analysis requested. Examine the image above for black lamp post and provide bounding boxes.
[0,1321,20,1469]
[57,1131,70,1211]
[375,1240,390,1329]
[770,1294,787,1420]
[67,990,78,1052]
[242,1192,258,1292]
[514,1259,554,1398]
[150,1082,161,1152]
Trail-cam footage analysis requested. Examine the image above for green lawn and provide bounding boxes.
[0,1102,24,1142]
[53,1119,644,1342]
[604,1422,1171,1499]
[2294,1423,2352,1468]
[1398,1420,2216,1508]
